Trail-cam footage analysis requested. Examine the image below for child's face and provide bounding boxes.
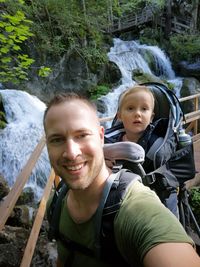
[117,90,154,140]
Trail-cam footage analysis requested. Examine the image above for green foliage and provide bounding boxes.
[189,187,200,224]
[38,66,52,77]
[169,34,200,63]
[21,0,110,64]
[139,27,165,46]
[89,85,110,100]
[0,0,34,83]
[115,0,164,15]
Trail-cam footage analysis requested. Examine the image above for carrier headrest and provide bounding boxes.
[149,86,170,121]
[103,141,145,163]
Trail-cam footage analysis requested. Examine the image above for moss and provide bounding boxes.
[0,111,7,129]
[88,84,110,100]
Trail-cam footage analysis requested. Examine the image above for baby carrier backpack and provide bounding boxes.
[104,82,200,240]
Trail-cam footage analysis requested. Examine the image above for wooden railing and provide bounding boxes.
[108,7,154,33]
[0,92,200,266]
[180,93,200,142]
[158,16,191,34]
[108,8,192,35]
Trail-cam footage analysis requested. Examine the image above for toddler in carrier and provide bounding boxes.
[104,84,179,217]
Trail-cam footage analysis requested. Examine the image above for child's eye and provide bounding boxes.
[142,107,150,111]
[127,106,134,111]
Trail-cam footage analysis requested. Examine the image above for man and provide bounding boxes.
[44,92,200,267]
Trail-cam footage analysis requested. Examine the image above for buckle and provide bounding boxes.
[112,164,123,173]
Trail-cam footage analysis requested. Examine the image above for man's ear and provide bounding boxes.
[99,126,105,145]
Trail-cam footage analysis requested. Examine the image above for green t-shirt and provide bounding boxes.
[52,180,193,267]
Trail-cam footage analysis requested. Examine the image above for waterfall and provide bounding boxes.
[0,39,183,200]
[99,38,182,126]
[0,90,51,200]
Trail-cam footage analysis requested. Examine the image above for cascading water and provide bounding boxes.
[0,89,51,200]
[0,38,183,200]
[99,38,183,126]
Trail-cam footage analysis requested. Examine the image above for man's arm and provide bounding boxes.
[143,243,200,267]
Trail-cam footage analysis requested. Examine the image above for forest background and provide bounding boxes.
[1,0,200,100]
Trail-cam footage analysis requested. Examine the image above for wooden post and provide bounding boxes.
[20,169,55,267]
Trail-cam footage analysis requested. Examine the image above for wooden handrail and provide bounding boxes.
[0,136,46,231]
[20,169,55,267]
[0,92,200,266]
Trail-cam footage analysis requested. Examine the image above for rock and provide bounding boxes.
[0,223,57,267]
[17,187,35,205]
[180,77,200,115]
[0,226,29,267]
[6,205,31,228]
[0,175,10,200]
[178,60,200,81]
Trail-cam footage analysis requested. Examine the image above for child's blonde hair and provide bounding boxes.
[118,85,155,112]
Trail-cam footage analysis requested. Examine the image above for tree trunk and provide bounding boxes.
[164,0,172,39]
[191,0,199,33]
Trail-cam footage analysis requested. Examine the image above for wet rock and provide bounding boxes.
[0,175,9,200]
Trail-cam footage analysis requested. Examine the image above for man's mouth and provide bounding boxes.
[64,163,85,171]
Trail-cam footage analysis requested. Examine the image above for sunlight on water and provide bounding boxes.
[0,90,51,201]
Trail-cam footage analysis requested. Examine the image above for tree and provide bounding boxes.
[164,0,172,38]
[191,0,199,33]
[0,0,35,83]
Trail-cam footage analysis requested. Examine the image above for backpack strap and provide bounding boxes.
[48,183,68,241]
[94,170,122,258]
[146,137,164,163]
[100,169,141,265]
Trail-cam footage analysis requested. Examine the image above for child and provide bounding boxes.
[105,85,179,217]
[117,85,155,143]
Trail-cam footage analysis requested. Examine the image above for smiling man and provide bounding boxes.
[44,92,200,267]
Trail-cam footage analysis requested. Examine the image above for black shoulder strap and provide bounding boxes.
[93,170,122,258]
[100,169,141,265]
[48,183,68,241]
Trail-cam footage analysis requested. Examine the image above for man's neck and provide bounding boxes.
[66,166,111,223]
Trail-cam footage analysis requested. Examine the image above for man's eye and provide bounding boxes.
[49,137,64,145]
[76,133,89,139]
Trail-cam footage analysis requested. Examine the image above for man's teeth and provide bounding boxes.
[67,164,83,171]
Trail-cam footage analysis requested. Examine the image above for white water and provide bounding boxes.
[99,38,182,126]
[0,90,51,200]
[0,38,183,199]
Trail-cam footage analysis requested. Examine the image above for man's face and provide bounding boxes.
[44,100,105,190]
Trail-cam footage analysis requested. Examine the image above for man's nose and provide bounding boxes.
[62,139,81,160]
